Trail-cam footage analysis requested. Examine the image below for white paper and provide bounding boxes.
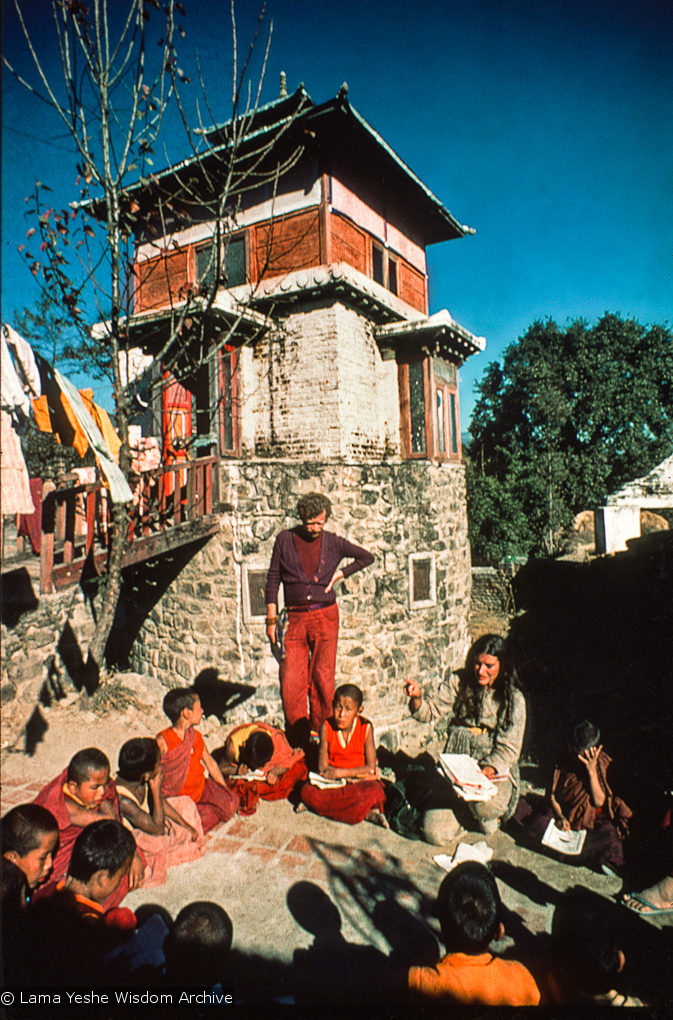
[434,840,494,873]
[541,817,587,855]
[437,753,497,802]
[236,769,266,782]
[308,771,346,790]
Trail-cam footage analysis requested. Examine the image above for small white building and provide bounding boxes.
[595,454,673,554]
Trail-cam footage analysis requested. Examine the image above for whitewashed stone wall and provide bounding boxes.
[130,458,471,752]
[251,303,400,461]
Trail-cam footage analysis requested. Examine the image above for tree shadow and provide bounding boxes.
[193,668,255,720]
[1,566,38,627]
[104,536,214,669]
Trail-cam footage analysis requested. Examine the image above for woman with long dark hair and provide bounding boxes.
[405,634,526,844]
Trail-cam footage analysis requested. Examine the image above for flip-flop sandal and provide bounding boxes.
[622,893,673,916]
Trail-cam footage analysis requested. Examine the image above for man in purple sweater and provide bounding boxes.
[265,493,374,749]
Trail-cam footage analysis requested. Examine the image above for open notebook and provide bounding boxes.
[541,818,587,855]
[437,753,498,802]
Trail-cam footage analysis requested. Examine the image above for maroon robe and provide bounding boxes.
[32,769,136,910]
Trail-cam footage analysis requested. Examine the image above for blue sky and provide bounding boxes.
[3,0,672,423]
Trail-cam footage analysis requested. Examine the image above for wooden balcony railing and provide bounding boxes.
[40,456,219,594]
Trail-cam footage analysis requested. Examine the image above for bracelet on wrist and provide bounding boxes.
[266,617,277,624]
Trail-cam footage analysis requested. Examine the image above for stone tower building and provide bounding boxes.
[122,82,485,747]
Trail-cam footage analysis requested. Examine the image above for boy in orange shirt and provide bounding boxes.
[408,862,541,1005]
[157,688,239,833]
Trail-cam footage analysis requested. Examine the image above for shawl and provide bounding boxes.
[552,751,632,835]
[32,768,120,885]
[158,726,205,801]
[227,722,305,774]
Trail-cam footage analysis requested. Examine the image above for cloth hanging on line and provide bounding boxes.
[17,478,44,553]
[1,410,35,515]
[79,390,121,464]
[1,327,41,515]
[32,358,121,465]
[3,324,41,402]
[54,370,132,504]
[1,333,32,420]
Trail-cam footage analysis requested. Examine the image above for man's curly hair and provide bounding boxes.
[296,492,332,522]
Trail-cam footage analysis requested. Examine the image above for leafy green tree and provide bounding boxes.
[467,313,673,563]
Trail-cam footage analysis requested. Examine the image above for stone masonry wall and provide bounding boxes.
[1,582,95,749]
[470,565,518,616]
[130,458,471,753]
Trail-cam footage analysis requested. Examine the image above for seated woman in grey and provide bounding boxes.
[405,634,526,845]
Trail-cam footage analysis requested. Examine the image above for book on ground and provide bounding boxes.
[437,753,497,802]
[541,817,587,855]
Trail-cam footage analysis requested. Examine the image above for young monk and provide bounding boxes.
[27,821,139,987]
[299,684,387,825]
[213,722,308,815]
[2,803,59,893]
[116,738,205,886]
[157,688,239,834]
[515,719,632,875]
[408,862,541,1005]
[32,747,144,906]
[57,820,138,931]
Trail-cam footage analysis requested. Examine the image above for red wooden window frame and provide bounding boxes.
[218,345,239,456]
[398,356,461,461]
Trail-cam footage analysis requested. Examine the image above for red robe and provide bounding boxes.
[224,723,308,815]
[300,716,386,824]
[32,769,134,910]
[158,726,239,834]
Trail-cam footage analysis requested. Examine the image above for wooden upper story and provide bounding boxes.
[130,85,471,320]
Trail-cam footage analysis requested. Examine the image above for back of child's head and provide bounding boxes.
[67,820,136,884]
[571,719,601,752]
[240,730,273,770]
[118,738,160,782]
[164,901,233,986]
[67,747,110,785]
[436,862,501,953]
[552,890,623,995]
[2,804,58,857]
[333,684,363,708]
[163,687,199,724]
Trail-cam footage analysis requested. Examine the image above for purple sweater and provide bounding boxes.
[265,529,374,607]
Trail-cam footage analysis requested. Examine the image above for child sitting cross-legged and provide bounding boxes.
[213,723,307,815]
[32,747,144,905]
[157,688,239,834]
[514,719,632,875]
[408,861,541,1005]
[116,738,205,887]
[2,804,59,896]
[298,684,387,826]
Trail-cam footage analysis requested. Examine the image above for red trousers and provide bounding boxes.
[301,779,386,825]
[280,604,339,733]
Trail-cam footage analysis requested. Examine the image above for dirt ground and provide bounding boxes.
[2,668,671,1007]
